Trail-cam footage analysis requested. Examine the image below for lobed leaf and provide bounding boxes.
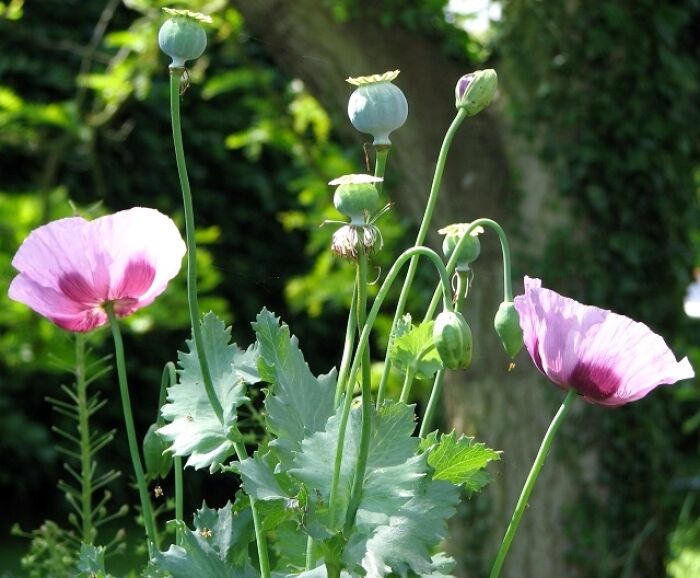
[159,312,256,472]
[389,314,443,380]
[253,308,336,469]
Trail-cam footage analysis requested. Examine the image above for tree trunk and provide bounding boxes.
[231,1,580,576]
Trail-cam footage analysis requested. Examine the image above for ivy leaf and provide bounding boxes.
[389,314,443,380]
[289,402,424,534]
[253,308,336,469]
[349,480,460,578]
[152,502,255,578]
[421,430,501,492]
[159,313,252,472]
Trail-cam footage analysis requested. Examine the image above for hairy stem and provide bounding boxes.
[75,334,94,544]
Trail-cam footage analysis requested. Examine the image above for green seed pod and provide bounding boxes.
[143,423,172,480]
[438,223,483,271]
[330,174,382,224]
[494,301,524,359]
[158,9,211,68]
[347,71,408,146]
[433,311,473,370]
[455,69,498,116]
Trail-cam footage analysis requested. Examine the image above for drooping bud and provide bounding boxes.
[143,423,172,480]
[494,301,524,359]
[331,224,382,260]
[455,69,498,116]
[438,223,484,271]
[347,70,408,146]
[433,311,473,370]
[158,8,211,68]
[330,174,382,224]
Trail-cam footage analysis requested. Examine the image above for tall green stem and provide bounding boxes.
[343,253,373,534]
[376,109,468,406]
[75,334,94,544]
[168,68,224,424]
[418,369,445,438]
[489,389,577,578]
[334,285,358,406]
[159,363,184,546]
[233,441,271,578]
[106,306,156,553]
[328,246,451,527]
[373,147,389,193]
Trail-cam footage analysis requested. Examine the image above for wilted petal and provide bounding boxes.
[514,276,694,406]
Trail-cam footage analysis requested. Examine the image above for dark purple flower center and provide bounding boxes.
[569,361,621,401]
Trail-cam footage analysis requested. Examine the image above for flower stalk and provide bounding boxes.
[168,68,224,424]
[106,305,157,554]
[489,389,577,578]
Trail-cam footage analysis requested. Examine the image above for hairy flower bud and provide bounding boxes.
[494,301,524,359]
[438,223,483,271]
[158,8,211,68]
[330,174,382,224]
[143,423,172,480]
[347,70,408,146]
[433,311,473,370]
[455,69,498,116]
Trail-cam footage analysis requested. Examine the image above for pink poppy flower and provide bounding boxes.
[8,207,186,332]
[514,276,694,406]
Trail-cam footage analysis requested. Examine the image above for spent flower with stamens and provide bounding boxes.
[331,224,382,260]
[514,276,694,406]
[8,207,186,332]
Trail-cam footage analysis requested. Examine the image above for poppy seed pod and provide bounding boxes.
[433,311,473,370]
[494,301,524,359]
[347,70,408,146]
[330,174,383,224]
[455,69,498,116]
[438,223,484,271]
[158,8,211,68]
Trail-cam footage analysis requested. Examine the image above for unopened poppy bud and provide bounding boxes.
[434,311,473,370]
[494,301,524,359]
[158,8,211,68]
[330,174,382,224]
[438,223,484,271]
[455,69,498,116]
[143,423,172,480]
[347,70,408,146]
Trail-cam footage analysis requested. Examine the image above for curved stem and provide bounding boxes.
[425,218,513,322]
[106,306,157,554]
[376,109,468,405]
[489,389,577,578]
[418,369,445,438]
[169,68,224,424]
[328,246,451,526]
[398,364,416,404]
[233,441,271,578]
[75,334,94,544]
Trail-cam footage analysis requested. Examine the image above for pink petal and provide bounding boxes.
[514,276,694,406]
[8,207,186,332]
